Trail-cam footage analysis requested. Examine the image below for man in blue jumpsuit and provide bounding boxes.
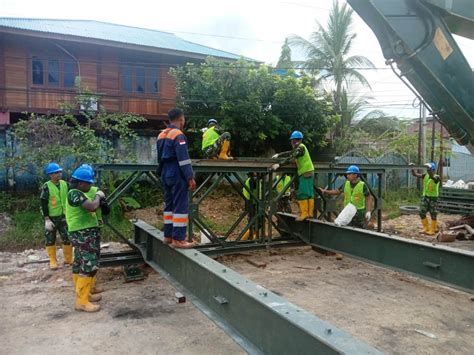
[157,108,196,248]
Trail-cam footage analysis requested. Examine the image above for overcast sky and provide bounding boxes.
[2,0,473,119]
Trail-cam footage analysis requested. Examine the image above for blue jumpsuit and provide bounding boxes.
[157,124,194,241]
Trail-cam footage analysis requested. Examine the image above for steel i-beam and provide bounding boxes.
[279,214,474,293]
[132,220,381,355]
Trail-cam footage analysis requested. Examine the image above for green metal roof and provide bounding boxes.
[0,18,244,60]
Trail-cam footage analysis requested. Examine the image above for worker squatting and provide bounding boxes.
[40,108,440,313]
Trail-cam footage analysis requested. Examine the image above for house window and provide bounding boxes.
[148,68,159,93]
[32,58,44,85]
[48,60,60,86]
[136,67,145,93]
[121,64,160,94]
[32,57,76,88]
[64,62,75,87]
[122,65,133,92]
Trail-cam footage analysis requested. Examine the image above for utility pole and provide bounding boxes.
[421,103,426,164]
[417,102,426,190]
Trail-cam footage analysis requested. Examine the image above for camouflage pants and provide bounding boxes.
[420,196,438,220]
[45,215,70,246]
[71,227,100,277]
[203,132,231,158]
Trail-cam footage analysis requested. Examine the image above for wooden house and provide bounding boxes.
[0,18,242,128]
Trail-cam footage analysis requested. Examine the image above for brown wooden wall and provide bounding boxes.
[0,33,181,120]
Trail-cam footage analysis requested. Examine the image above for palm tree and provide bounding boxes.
[289,0,374,117]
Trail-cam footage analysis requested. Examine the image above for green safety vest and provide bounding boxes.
[296,143,314,176]
[202,126,219,150]
[243,178,262,200]
[423,174,440,197]
[45,180,68,217]
[66,189,99,232]
[85,186,102,222]
[276,175,291,195]
[343,180,366,210]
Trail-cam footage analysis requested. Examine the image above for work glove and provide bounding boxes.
[272,153,279,159]
[271,163,280,171]
[365,211,372,222]
[95,190,106,200]
[44,217,54,232]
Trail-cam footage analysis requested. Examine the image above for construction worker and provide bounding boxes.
[72,164,109,297]
[274,174,292,213]
[272,131,315,221]
[40,162,72,270]
[242,172,263,240]
[411,162,440,235]
[201,118,233,160]
[66,166,104,312]
[321,165,373,228]
[157,108,196,248]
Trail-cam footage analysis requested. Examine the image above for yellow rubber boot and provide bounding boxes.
[241,229,252,241]
[90,276,104,294]
[421,218,430,234]
[75,277,100,312]
[295,200,309,221]
[63,245,73,265]
[428,220,437,236]
[46,246,58,270]
[308,199,315,218]
[218,140,233,160]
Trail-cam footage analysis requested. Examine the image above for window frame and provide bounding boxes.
[120,64,160,96]
[30,56,78,90]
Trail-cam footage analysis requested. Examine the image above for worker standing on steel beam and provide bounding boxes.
[201,118,233,160]
[66,166,104,312]
[40,162,72,270]
[410,162,440,235]
[321,165,373,228]
[271,131,315,221]
[157,108,196,248]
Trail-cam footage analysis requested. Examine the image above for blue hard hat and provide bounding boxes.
[208,119,218,126]
[72,166,95,184]
[44,162,63,175]
[424,162,436,170]
[346,165,360,174]
[290,131,303,140]
[79,164,95,176]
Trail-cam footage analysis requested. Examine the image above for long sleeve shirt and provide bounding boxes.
[156,124,194,181]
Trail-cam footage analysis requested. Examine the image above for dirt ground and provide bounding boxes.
[382,213,474,252]
[0,246,244,355]
[218,247,474,355]
[2,202,473,354]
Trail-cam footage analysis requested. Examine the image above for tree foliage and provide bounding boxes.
[288,0,374,123]
[5,87,146,184]
[356,114,402,137]
[170,58,336,157]
[276,38,292,69]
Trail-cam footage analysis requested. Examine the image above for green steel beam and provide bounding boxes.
[279,214,474,293]
[132,220,382,355]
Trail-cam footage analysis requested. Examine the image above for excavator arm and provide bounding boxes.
[347,0,474,146]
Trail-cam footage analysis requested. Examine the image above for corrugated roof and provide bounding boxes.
[0,18,243,60]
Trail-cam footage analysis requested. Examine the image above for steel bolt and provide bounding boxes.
[326,328,332,334]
